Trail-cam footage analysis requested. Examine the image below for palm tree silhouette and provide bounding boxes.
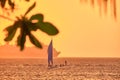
[80,0,117,20]
[0,1,59,51]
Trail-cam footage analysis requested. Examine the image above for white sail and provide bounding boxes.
[48,40,53,67]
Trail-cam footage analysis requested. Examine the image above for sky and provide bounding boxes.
[0,0,120,58]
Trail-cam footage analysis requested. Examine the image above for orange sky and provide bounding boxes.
[0,0,120,58]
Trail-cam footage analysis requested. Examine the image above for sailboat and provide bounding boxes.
[48,40,53,67]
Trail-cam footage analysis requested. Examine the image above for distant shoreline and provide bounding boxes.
[0,57,120,59]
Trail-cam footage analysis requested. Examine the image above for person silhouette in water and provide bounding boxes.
[65,60,67,66]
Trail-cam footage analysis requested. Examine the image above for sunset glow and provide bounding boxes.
[0,0,120,58]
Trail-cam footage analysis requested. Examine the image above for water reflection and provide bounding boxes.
[80,0,117,20]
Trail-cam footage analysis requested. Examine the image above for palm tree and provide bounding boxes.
[0,0,59,50]
[80,0,117,20]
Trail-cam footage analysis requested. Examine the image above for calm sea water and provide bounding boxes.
[0,58,120,80]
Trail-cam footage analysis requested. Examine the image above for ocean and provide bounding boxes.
[0,58,120,80]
